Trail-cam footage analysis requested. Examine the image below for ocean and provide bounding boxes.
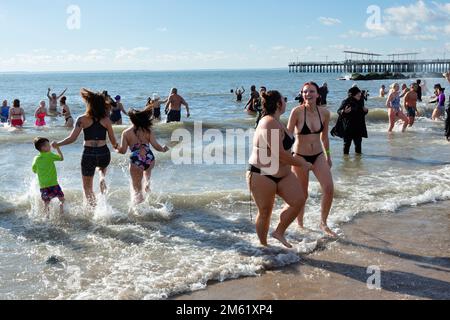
[0,69,448,299]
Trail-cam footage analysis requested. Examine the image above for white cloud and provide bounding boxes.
[115,47,150,61]
[318,17,342,26]
[157,27,168,32]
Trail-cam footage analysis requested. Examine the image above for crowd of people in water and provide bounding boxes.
[7,73,450,247]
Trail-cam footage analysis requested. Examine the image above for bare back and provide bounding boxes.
[167,94,187,111]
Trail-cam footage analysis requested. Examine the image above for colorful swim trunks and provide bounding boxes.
[40,185,65,203]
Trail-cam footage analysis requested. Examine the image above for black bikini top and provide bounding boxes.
[299,107,324,135]
[84,118,107,141]
[283,131,295,150]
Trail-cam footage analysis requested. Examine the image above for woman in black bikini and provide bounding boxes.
[55,89,119,207]
[60,96,74,128]
[248,90,312,248]
[288,82,337,238]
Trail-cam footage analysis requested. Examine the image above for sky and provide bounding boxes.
[0,0,449,71]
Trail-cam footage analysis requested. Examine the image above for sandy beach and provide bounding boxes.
[176,202,450,300]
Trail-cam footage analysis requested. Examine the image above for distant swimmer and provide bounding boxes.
[34,100,49,127]
[9,99,25,128]
[235,87,246,102]
[248,90,311,248]
[432,86,446,121]
[32,137,65,217]
[380,85,387,98]
[165,88,190,123]
[110,95,128,125]
[116,109,169,204]
[55,89,119,207]
[60,96,74,128]
[404,83,419,127]
[245,85,260,114]
[386,83,409,133]
[1,100,10,124]
[47,88,67,116]
[319,83,329,105]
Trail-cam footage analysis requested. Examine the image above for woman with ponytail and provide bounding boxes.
[248,90,311,248]
[55,88,119,207]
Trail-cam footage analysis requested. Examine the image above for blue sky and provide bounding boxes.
[0,0,449,71]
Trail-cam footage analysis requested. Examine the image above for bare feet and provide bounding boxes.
[134,193,144,205]
[320,223,338,238]
[271,232,293,249]
[100,178,107,194]
[144,182,151,194]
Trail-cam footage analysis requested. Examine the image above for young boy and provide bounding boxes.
[32,137,65,217]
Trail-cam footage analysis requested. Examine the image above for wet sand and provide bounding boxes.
[176,202,450,300]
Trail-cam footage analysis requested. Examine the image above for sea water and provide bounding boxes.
[0,70,448,299]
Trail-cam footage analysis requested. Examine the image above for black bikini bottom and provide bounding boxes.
[248,165,284,184]
[294,152,324,165]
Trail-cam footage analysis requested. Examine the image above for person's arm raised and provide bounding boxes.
[56,117,83,147]
[57,88,68,99]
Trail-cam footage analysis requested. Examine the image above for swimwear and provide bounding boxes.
[84,119,107,141]
[167,110,181,123]
[294,152,324,165]
[248,165,283,184]
[296,107,325,165]
[11,119,23,127]
[35,113,46,127]
[391,95,401,113]
[110,108,122,122]
[40,185,64,203]
[299,107,324,135]
[81,145,111,177]
[130,143,155,171]
[153,107,161,120]
[406,107,416,118]
[0,106,9,123]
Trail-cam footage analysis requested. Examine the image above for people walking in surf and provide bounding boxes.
[165,88,190,123]
[47,88,67,116]
[32,137,65,217]
[55,89,119,207]
[110,95,128,125]
[404,83,419,127]
[245,85,260,114]
[116,109,169,204]
[9,99,25,128]
[248,90,311,248]
[337,87,369,155]
[287,82,337,238]
[386,83,409,133]
[1,100,10,124]
[34,100,49,127]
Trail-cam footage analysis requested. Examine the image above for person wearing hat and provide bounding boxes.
[110,95,128,125]
[148,93,167,121]
[337,86,369,155]
[432,85,446,121]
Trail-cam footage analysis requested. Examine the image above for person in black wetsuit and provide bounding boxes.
[416,80,423,102]
[55,89,119,207]
[319,83,329,105]
[337,87,369,155]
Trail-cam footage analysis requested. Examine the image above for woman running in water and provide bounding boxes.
[110,95,128,125]
[34,100,48,127]
[9,99,25,128]
[116,109,169,204]
[55,89,118,207]
[248,90,311,248]
[386,83,409,133]
[432,87,446,121]
[60,96,74,128]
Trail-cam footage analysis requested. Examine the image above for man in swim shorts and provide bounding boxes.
[165,88,190,123]
[404,83,419,127]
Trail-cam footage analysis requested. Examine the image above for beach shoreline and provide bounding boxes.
[175,202,450,300]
